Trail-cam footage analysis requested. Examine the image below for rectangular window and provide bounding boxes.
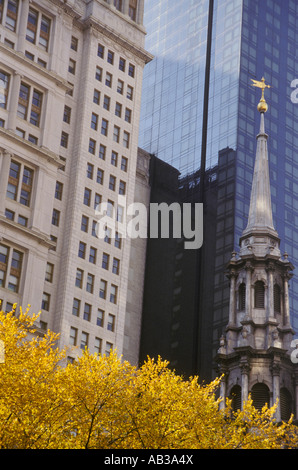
[94,193,101,210]
[39,15,51,51]
[97,309,104,327]
[30,89,42,126]
[111,151,118,167]
[99,279,107,299]
[119,180,126,195]
[7,160,20,201]
[83,303,92,321]
[71,36,78,51]
[121,156,128,172]
[83,188,91,206]
[41,292,50,311]
[86,274,94,294]
[63,105,71,123]
[107,314,115,332]
[78,241,86,259]
[55,181,63,200]
[105,72,112,88]
[97,43,105,59]
[81,214,89,233]
[69,327,78,346]
[6,0,19,32]
[91,112,98,130]
[103,95,110,111]
[72,298,80,317]
[105,342,113,356]
[129,2,136,21]
[115,102,122,118]
[99,144,106,160]
[113,125,120,143]
[89,246,97,264]
[112,258,120,275]
[101,119,108,136]
[117,79,124,94]
[119,57,126,72]
[60,131,68,148]
[109,175,116,191]
[115,232,121,249]
[26,7,38,43]
[80,331,89,350]
[68,58,76,75]
[107,50,114,64]
[94,337,102,354]
[102,253,109,270]
[127,85,133,100]
[96,168,104,185]
[93,89,100,105]
[0,70,10,109]
[6,247,22,293]
[128,63,135,78]
[125,108,132,123]
[110,284,118,304]
[51,209,60,226]
[95,66,102,81]
[17,83,30,120]
[75,268,83,288]
[114,0,122,11]
[17,215,27,227]
[45,262,54,282]
[88,138,96,155]
[5,208,14,220]
[123,131,130,148]
[87,163,94,179]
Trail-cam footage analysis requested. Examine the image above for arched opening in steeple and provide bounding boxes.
[280,388,292,422]
[251,383,270,411]
[274,284,281,313]
[254,281,265,309]
[230,385,242,412]
[238,283,246,311]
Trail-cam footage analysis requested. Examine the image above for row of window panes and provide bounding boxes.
[80,215,122,249]
[78,240,121,266]
[73,299,115,331]
[5,208,28,227]
[88,140,128,172]
[83,189,125,225]
[88,120,131,148]
[69,325,113,355]
[91,100,132,123]
[97,42,135,78]
[75,258,120,291]
[86,163,126,194]
[74,268,118,303]
[95,66,134,100]
[26,7,51,51]
[0,243,22,293]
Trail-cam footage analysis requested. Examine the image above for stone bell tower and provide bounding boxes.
[216,78,298,421]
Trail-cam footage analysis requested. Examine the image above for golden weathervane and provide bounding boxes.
[251,77,271,113]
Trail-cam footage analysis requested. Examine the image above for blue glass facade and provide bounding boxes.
[139,0,298,376]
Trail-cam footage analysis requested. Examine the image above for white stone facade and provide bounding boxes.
[0,0,152,365]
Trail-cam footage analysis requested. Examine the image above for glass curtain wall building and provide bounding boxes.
[139,0,298,380]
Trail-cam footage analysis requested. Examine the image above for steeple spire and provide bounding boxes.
[240,77,280,256]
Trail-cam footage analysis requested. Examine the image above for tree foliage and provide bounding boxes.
[0,306,297,449]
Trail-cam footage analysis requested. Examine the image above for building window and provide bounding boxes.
[119,180,126,195]
[129,0,137,21]
[95,66,102,81]
[41,292,50,311]
[45,262,54,282]
[274,284,281,313]
[86,274,94,294]
[105,341,113,356]
[107,50,114,65]
[89,246,97,264]
[69,327,78,346]
[127,85,133,100]
[5,208,14,220]
[39,15,51,51]
[80,331,89,350]
[99,279,107,299]
[94,337,102,354]
[72,298,80,317]
[83,303,92,321]
[114,0,122,12]
[238,283,246,311]
[128,63,135,78]
[112,258,120,275]
[115,102,122,118]
[123,131,130,148]
[60,131,68,148]
[117,79,124,95]
[254,281,265,309]
[78,242,86,259]
[68,58,76,75]
[97,308,104,327]
[103,95,110,111]
[0,244,23,293]
[119,57,125,72]
[86,163,94,179]
[91,112,98,130]
[7,160,34,207]
[6,0,19,32]
[55,181,63,200]
[111,151,118,167]
[107,200,114,218]
[93,89,100,105]
[81,215,89,233]
[109,175,116,191]
[115,232,122,249]
[107,313,115,332]
[97,43,105,59]
[51,208,60,226]
[96,169,104,185]
[113,125,120,143]
[104,227,112,244]
[99,144,106,160]
[0,70,10,109]
[17,215,27,227]
[121,156,128,172]
[94,193,101,210]
[83,188,91,206]
[26,8,51,50]
[105,72,112,88]
[63,105,71,124]
[101,118,108,136]
[110,284,118,304]
[88,138,96,154]
[102,253,109,270]
[75,268,83,288]
[70,36,78,51]
[17,83,29,120]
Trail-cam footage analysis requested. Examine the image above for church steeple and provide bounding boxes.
[216,77,298,422]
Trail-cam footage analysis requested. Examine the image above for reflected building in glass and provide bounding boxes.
[139,0,298,381]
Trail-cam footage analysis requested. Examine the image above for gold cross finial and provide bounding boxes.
[251,77,271,113]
